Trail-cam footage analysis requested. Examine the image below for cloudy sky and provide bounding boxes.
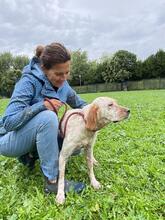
[0,0,165,60]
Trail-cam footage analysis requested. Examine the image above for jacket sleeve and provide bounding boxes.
[2,76,46,131]
[66,85,88,109]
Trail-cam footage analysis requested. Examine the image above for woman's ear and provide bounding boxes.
[85,104,99,131]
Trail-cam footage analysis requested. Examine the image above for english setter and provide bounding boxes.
[56,97,130,204]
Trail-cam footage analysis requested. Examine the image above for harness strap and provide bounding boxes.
[44,98,98,138]
[59,112,86,138]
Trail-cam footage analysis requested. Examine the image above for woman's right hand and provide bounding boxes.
[44,98,63,112]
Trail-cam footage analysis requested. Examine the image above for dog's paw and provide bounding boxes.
[92,157,99,166]
[56,193,65,205]
[91,179,101,189]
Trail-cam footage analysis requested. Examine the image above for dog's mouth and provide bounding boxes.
[113,120,119,123]
[112,114,130,123]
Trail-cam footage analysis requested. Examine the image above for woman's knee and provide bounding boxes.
[37,110,59,130]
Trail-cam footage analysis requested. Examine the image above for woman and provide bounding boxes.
[0,43,87,194]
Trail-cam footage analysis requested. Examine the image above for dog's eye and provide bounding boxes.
[108,103,113,107]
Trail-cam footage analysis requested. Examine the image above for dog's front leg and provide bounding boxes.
[56,154,66,204]
[91,145,99,166]
[85,146,101,189]
[91,134,99,166]
[92,156,99,166]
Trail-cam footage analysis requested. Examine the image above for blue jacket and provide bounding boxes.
[0,57,87,135]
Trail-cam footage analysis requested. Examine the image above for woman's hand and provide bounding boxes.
[44,98,63,112]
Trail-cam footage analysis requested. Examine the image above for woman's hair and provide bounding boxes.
[35,43,71,69]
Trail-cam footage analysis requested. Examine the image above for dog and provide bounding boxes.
[56,97,130,204]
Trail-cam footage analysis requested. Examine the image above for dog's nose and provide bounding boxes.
[127,109,130,114]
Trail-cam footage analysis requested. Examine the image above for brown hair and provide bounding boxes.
[35,42,71,69]
[35,45,44,58]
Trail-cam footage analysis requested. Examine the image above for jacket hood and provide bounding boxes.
[22,56,46,83]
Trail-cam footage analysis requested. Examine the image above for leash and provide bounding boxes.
[44,98,98,139]
[44,98,59,115]
[59,109,98,138]
[44,98,85,138]
[59,111,86,138]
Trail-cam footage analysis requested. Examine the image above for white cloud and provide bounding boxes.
[0,0,164,60]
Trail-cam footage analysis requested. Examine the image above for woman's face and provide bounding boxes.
[43,61,70,88]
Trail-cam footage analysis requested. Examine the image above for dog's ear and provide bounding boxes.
[85,104,99,131]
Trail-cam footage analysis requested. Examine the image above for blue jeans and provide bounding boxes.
[0,110,62,180]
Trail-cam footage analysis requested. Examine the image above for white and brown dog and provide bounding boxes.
[56,97,130,204]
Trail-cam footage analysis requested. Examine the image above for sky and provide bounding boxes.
[0,0,165,60]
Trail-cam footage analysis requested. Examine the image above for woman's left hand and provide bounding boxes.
[44,98,63,112]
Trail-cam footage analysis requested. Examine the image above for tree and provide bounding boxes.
[0,52,29,97]
[131,60,143,80]
[102,50,137,83]
[69,50,89,86]
[141,50,165,79]
[1,69,22,97]
[142,54,157,79]
[100,55,113,83]
[0,52,14,95]
[13,55,29,71]
[154,49,165,78]
[85,60,105,84]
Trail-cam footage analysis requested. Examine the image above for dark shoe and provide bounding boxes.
[44,176,86,194]
[18,152,38,170]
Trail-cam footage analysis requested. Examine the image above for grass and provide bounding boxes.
[0,90,165,220]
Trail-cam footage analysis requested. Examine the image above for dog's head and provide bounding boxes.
[85,97,130,131]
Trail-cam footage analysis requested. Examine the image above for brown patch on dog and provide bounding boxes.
[85,104,99,131]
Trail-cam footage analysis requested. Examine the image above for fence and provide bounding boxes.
[73,78,165,93]
[1,78,165,98]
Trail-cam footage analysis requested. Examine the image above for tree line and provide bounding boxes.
[0,49,165,97]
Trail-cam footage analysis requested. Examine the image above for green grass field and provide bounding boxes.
[0,90,165,220]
